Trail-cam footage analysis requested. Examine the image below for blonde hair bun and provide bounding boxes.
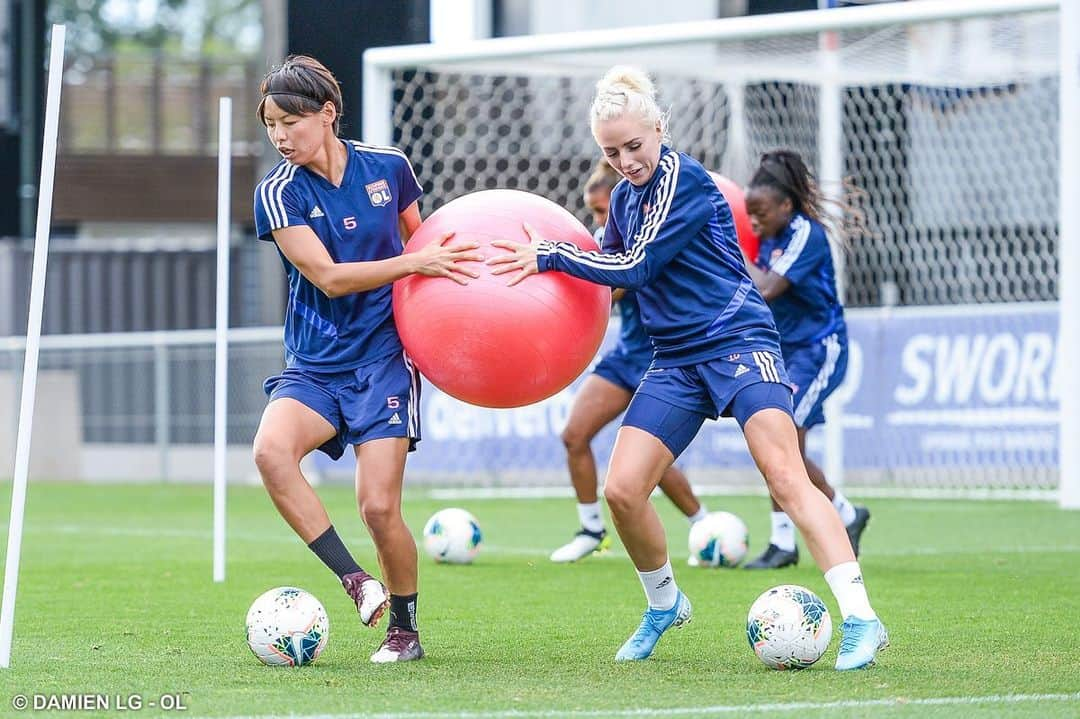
[590,65,667,139]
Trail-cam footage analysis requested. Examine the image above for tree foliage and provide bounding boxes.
[48,0,261,56]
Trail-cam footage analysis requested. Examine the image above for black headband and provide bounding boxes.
[758,159,793,193]
[262,91,323,105]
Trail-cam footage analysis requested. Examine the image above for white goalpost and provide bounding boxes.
[363,0,1074,500]
[0,24,66,669]
[1058,1,1079,509]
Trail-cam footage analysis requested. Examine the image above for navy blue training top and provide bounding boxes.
[254,140,423,371]
[538,146,781,367]
[755,212,846,351]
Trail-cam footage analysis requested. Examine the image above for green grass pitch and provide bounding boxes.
[0,482,1078,718]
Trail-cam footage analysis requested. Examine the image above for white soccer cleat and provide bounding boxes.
[550,528,610,563]
[341,571,390,627]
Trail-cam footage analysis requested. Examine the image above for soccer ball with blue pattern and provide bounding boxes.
[423,507,483,564]
[746,584,832,669]
[246,587,329,667]
[688,511,749,567]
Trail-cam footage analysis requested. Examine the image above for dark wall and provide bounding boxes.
[748,1,888,11]
[0,133,19,238]
[286,0,429,139]
[747,0,816,13]
[1,0,46,239]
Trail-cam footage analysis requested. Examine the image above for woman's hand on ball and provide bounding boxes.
[413,232,483,285]
[489,223,543,287]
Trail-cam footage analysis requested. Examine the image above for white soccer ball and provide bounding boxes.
[746,584,833,670]
[245,587,329,667]
[687,511,749,567]
[423,507,483,564]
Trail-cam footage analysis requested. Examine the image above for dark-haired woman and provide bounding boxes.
[742,149,871,571]
[251,55,480,663]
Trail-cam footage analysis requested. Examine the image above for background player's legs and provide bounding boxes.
[561,374,632,504]
[657,463,709,567]
[797,427,869,549]
[562,375,707,522]
[657,465,705,520]
[355,437,417,595]
[742,409,853,568]
[798,427,834,500]
[747,425,868,568]
[253,397,338,541]
[551,374,632,561]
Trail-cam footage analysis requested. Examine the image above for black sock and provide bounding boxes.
[389,593,418,632]
[307,526,362,579]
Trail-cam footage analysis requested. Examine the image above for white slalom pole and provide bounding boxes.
[1060,0,1079,509]
[0,24,66,669]
[213,97,232,581]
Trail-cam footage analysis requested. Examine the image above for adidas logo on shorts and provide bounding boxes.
[309,206,325,219]
[735,364,750,378]
[388,412,402,425]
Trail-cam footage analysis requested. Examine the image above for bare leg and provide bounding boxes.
[252,398,338,542]
[743,412,883,667]
[606,426,696,662]
[355,437,416,595]
[765,426,834,510]
[742,409,854,570]
[561,375,633,503]
[603,426,674,570]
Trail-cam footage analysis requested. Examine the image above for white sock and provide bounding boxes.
[770,511,797,552]
[824,561,876,621]
[637,560,678,611]
[832,491,857,526]
[577,502,604,534]
[687,506,709,525]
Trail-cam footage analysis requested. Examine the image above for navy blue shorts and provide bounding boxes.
[592,348,651,393]
[263,351,421,460]
[622,351,794,458]
[786,333,848,429]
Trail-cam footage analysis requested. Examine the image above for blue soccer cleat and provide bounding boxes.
[835,616,889,670]
[615,591,692,661]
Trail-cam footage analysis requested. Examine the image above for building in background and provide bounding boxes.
[0,0,429,336]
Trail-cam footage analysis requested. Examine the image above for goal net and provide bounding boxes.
[361,1,1065,493]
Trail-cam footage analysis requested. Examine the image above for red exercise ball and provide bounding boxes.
[709,172,760,262]
[393,190,611,409]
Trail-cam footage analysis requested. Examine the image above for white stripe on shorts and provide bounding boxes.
[402,351,420,439]
[752,351,781,383]
[793,333,842,427]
